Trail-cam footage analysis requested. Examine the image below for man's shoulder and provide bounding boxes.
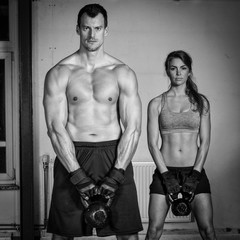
[47,53,78,78]
[105,54,134,74]
[114,64,137,86]
[113,63,136,81]
[46,64,70,83]
[56,52,78,70]
[114,63,133,73]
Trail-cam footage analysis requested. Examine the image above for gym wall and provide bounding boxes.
[32,0,240,231]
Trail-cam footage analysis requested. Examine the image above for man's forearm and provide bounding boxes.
[114,127,141,170]
[48,127,80,172]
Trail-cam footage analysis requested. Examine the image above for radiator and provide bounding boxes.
[41,156,191,224]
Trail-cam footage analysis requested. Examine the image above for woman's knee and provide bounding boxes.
[199,225,216,239]
[146,222,164,239]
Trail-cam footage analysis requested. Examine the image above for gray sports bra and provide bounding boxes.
[159,93,200,134]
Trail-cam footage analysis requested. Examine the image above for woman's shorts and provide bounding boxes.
[149,166,211,195]
[47,140,143,237]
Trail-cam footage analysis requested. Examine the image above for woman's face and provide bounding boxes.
[168,58,190,87]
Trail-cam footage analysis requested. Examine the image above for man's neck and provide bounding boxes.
[78,45,105,68]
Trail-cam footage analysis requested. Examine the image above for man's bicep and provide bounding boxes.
[129,93,141,122]
[43,71,68,129]
[44,97,67,122]
[119,90,141,130]
[118,66,141,126]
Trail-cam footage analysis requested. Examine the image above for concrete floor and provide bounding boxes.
[71,234,240,240]
[39,229,240,240]
[1,229,239,239]
[72,234,240,240]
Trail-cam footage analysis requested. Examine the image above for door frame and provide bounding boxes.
[19,0,34,239]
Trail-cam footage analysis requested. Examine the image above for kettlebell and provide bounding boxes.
[81,194,113,228]
[168,191,194,216]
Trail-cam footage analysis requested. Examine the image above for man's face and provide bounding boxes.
[78,13,108,52]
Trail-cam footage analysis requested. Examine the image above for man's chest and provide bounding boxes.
[66,69,119,104]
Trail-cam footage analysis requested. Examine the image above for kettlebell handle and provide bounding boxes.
[168,186,195,203]
[81,194,113,209]
[105,197,113,207]
[80,196,89,208]
[168,193,174,203]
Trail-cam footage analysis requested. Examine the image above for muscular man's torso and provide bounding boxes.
[61,54,123,142]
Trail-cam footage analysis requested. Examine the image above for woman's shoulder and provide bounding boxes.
[148,93,166,113]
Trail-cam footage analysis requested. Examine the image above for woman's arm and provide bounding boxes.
[147,96,168,174]
[193,100,211,172]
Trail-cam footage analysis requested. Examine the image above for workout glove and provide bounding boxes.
[69,168,97,200]
[182,169,201,194]
[161,171,181,195]
[98,168,125,199]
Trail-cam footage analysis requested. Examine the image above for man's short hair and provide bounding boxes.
[77,4,108,28]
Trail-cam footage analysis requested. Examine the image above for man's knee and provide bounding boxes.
[116,233,139,240]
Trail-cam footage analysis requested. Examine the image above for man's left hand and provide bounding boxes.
[98,168,125,199]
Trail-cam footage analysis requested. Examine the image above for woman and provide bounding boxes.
[146,50,217,240]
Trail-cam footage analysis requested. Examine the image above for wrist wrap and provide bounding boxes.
[190,170,201,181]
[69,168,88,185]
[108,168,125,185]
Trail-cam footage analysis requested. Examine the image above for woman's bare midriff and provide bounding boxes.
[161,132,199,167]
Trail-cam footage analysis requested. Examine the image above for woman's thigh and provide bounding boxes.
[148,194,170,227]
[191,193,214,229]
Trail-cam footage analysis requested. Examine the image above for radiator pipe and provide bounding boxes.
[0,223,20,231]
[42,154,50,229]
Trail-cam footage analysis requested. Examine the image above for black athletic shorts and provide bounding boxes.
[47,140,143,237]
[149,166,211,195]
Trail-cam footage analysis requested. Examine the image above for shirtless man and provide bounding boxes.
[43,4,142,240]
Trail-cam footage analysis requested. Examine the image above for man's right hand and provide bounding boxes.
[161,171,181,195]
[69,168,97,200]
